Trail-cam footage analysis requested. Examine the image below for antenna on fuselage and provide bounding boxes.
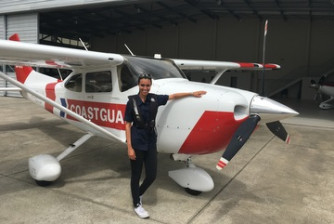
[260,19,268,96]
[79,38,88,51]
[124,43,135,56]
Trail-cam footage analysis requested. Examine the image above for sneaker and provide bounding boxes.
[134,205,150,219]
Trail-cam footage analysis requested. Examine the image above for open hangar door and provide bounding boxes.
[35,1,334,102]
[1,1,334,102]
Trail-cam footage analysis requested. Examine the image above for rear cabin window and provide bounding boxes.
[86,71,112,93]
[65,74,82,92]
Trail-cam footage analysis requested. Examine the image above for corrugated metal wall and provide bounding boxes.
[0,16,6,97]
[0,13,38,97]
[0,0,118,14]
[6,14,38,43]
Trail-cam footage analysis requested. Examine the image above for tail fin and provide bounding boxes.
[9,33,33,84]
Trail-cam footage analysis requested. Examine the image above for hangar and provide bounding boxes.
[1,0,334,99]
[0,1,333,223]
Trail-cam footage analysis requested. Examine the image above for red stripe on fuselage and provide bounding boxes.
[179,111,248,155]
[45,81,62,113]
[66,99,126,130]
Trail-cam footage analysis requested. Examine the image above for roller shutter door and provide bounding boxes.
[0,13,38,97]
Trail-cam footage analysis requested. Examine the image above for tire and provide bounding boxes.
[185,188,202,196]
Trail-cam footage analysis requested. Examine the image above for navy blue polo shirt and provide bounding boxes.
[125,93,169,151]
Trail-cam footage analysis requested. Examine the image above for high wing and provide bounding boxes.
[0,37,124,69]
[172,59,280,84]
[172,59,280,71]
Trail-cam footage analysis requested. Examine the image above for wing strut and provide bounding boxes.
[0,71,124,143]
[57,133,94,161]
[210,69,227,85]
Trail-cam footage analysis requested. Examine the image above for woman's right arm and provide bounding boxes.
[125,122,136,160]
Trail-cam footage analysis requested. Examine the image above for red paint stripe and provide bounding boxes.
[179,111,248,155]
[14,66,33,84]
[45,81,62,113]
[45,60,59,66]
[217,160,226,168]
[263,64,279,69]
[237,62,256,68]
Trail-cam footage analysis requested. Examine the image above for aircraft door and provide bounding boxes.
[64,73,84,100]
[84,70,112,100]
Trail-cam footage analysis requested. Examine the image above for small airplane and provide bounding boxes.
[310,69,334,110]
[0,34,298,195]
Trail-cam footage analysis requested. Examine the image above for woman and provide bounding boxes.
[124,73,206,219]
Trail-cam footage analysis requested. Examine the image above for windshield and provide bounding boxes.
[125,56,186,80]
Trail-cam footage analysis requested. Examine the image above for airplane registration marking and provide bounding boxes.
[62,99,126,130]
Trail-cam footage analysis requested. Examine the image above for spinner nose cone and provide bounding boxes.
[250,96,299,122]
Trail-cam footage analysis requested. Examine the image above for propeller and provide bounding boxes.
[217,115,261,170]
[266,121,290,143]
[216,94,299,170]
[216,116,292,170]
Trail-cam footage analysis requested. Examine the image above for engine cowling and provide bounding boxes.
[28,154,61,181]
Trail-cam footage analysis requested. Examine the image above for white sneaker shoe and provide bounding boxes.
[134,205,149,219]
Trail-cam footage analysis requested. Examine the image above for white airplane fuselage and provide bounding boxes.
[0,35,299,191]
[19,57,295,157]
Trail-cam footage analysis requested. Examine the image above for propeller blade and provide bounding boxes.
[216,115,261,170]
[266,121,290,144]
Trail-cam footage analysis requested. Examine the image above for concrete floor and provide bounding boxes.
[0,96,333,224]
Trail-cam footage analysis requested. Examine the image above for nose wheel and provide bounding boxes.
[35,180,53,187]
[185,188,202,196]
[169,154,214,195]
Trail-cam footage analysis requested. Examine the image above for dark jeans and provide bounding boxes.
[130,147,157,207]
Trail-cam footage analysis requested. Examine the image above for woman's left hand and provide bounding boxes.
[192,91,207,97]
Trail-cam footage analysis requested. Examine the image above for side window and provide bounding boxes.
[118,65,137,92]
[65,74,82,92]
[86,71,112,93]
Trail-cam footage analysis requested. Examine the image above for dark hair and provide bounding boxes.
[137,73,152,84]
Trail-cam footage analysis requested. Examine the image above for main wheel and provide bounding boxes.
[185,188,202,196]
[35,180,53,187]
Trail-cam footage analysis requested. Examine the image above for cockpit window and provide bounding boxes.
[125,56,186,80]
[118,65,137,92]
[86,71,112,92]
[65,73,82,92]
[117,56,186,92]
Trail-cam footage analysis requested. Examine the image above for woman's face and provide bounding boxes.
[138,78,152,97]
